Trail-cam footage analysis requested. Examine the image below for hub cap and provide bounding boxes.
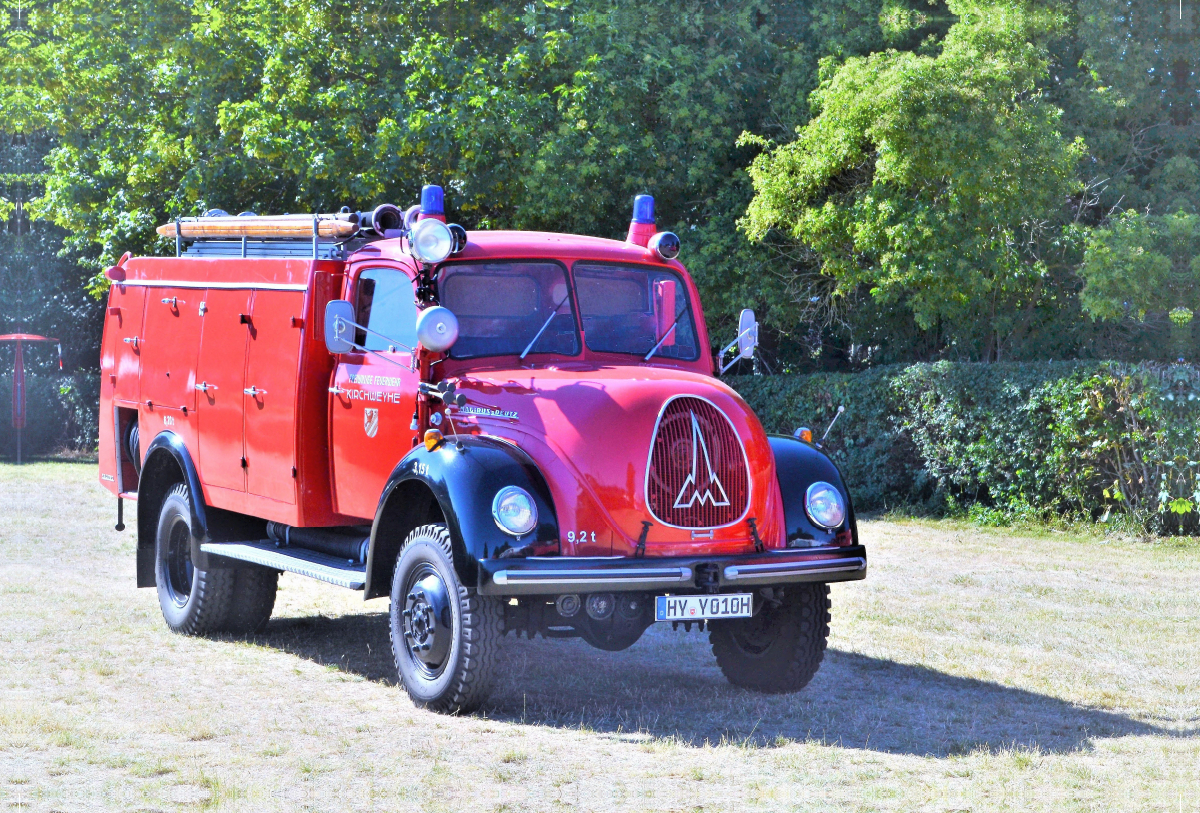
[402,566,453,678]
[164,518,194,608]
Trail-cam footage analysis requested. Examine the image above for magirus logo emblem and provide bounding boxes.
[673,412,730,509]
[363,408,379,438]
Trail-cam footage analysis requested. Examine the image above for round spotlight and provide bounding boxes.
[648,231,681,260]
[805,481,846,530]
[410,218,454,264]
[492,486,538,537]
[415,306,459,353]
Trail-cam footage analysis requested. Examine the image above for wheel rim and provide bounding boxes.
[728,607,779,656]
[401,564,454,679]
[164,517,194,608]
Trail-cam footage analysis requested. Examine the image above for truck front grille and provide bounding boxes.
[646,396,750,529]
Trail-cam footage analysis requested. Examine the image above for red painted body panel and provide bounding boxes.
[98,283,146,490]
[99,230,781,553]
[244,290,305,504]
[421,365,786,556]
[196,288,251,494]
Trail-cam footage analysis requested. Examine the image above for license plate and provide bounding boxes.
[655,593,753,622]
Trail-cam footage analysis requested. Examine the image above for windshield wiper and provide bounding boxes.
[644,307,687,362]
[520,294,571,361]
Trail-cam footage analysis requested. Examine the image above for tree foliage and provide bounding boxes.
[1,0,1197,369]
[739,1,1087,358]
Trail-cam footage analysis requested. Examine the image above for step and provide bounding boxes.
[200,541,366,590]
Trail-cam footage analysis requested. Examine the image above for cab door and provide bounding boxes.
[196,289,252,493]
[243,290,305,504]
[330,266,420,519]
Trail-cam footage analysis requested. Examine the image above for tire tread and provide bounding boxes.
[391,524,502,714]
[709,583,831,693]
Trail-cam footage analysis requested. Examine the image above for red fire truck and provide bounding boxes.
[98,188,866,712]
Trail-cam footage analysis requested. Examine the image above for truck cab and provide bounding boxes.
[99,188,866,713]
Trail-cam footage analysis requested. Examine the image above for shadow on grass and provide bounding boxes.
[255,611,1181,756]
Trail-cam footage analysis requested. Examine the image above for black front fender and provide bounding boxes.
[769,435,858,548]
[367,436,560,597]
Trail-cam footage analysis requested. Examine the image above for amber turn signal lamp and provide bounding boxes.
[795,427,813,443]
[423,429,444,451]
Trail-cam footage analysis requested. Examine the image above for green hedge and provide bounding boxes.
[731,362,1200,534]
[0,373,100,459]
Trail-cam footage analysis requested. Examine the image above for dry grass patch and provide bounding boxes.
[0,463,1198,811]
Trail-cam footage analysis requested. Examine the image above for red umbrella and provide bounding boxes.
[0,334,62,464]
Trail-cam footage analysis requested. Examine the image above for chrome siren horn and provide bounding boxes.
[361,203,403,236]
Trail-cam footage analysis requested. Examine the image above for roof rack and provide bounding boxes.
[182,238,359,260]
[160,207,404,259]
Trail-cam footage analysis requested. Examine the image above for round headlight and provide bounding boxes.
[410,218,454,264]
[805,481,846,529]
[492,486,538,537]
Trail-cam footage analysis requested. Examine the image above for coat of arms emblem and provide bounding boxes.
[363,408,379,438]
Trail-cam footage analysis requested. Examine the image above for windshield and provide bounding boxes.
[573,262,699,361]
[439,261,581,360]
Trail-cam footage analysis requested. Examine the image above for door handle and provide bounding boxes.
[123,336,140,348]
[195,382,218,393]
[329,386,345,395]
[244,386,266,397]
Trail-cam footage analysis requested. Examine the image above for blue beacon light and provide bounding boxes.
[632,194,655,224]
[421,184,445,216]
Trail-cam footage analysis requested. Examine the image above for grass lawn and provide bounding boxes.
[1,462,1198,811]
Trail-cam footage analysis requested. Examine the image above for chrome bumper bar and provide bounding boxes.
[478,546,867,596]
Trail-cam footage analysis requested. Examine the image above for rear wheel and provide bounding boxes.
[154,483,235,635]
[709,583,830,693]
[389,524,502,713]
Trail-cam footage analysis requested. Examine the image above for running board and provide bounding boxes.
[200,541,366,590]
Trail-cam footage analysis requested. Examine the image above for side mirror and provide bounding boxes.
[718,308,760,374]
[653,279,677,347]
[737,308,759,359]
[416,306,459,353]
[324,300,356,354]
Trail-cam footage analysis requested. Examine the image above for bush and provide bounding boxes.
[731,362,1200,534]
[0,373,100,459]
[729,365,928,511]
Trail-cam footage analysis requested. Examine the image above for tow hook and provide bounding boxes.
[694,562,720,593]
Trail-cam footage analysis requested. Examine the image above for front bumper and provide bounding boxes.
[478,545,867,596]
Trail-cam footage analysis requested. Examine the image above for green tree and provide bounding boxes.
[1080,210,1200,358]
[739,0,1086,360]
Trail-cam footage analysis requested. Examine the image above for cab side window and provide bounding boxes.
[355,268,418,351]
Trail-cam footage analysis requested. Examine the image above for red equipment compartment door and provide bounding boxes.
[102,284,146,401]
[140,288,201,411]
[243,290,304,504]
[196,289,252,493]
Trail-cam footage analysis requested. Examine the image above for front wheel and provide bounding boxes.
[389,524,503,713]
[709,583,830,693]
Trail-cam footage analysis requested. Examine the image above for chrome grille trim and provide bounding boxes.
[644,395,751,530]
